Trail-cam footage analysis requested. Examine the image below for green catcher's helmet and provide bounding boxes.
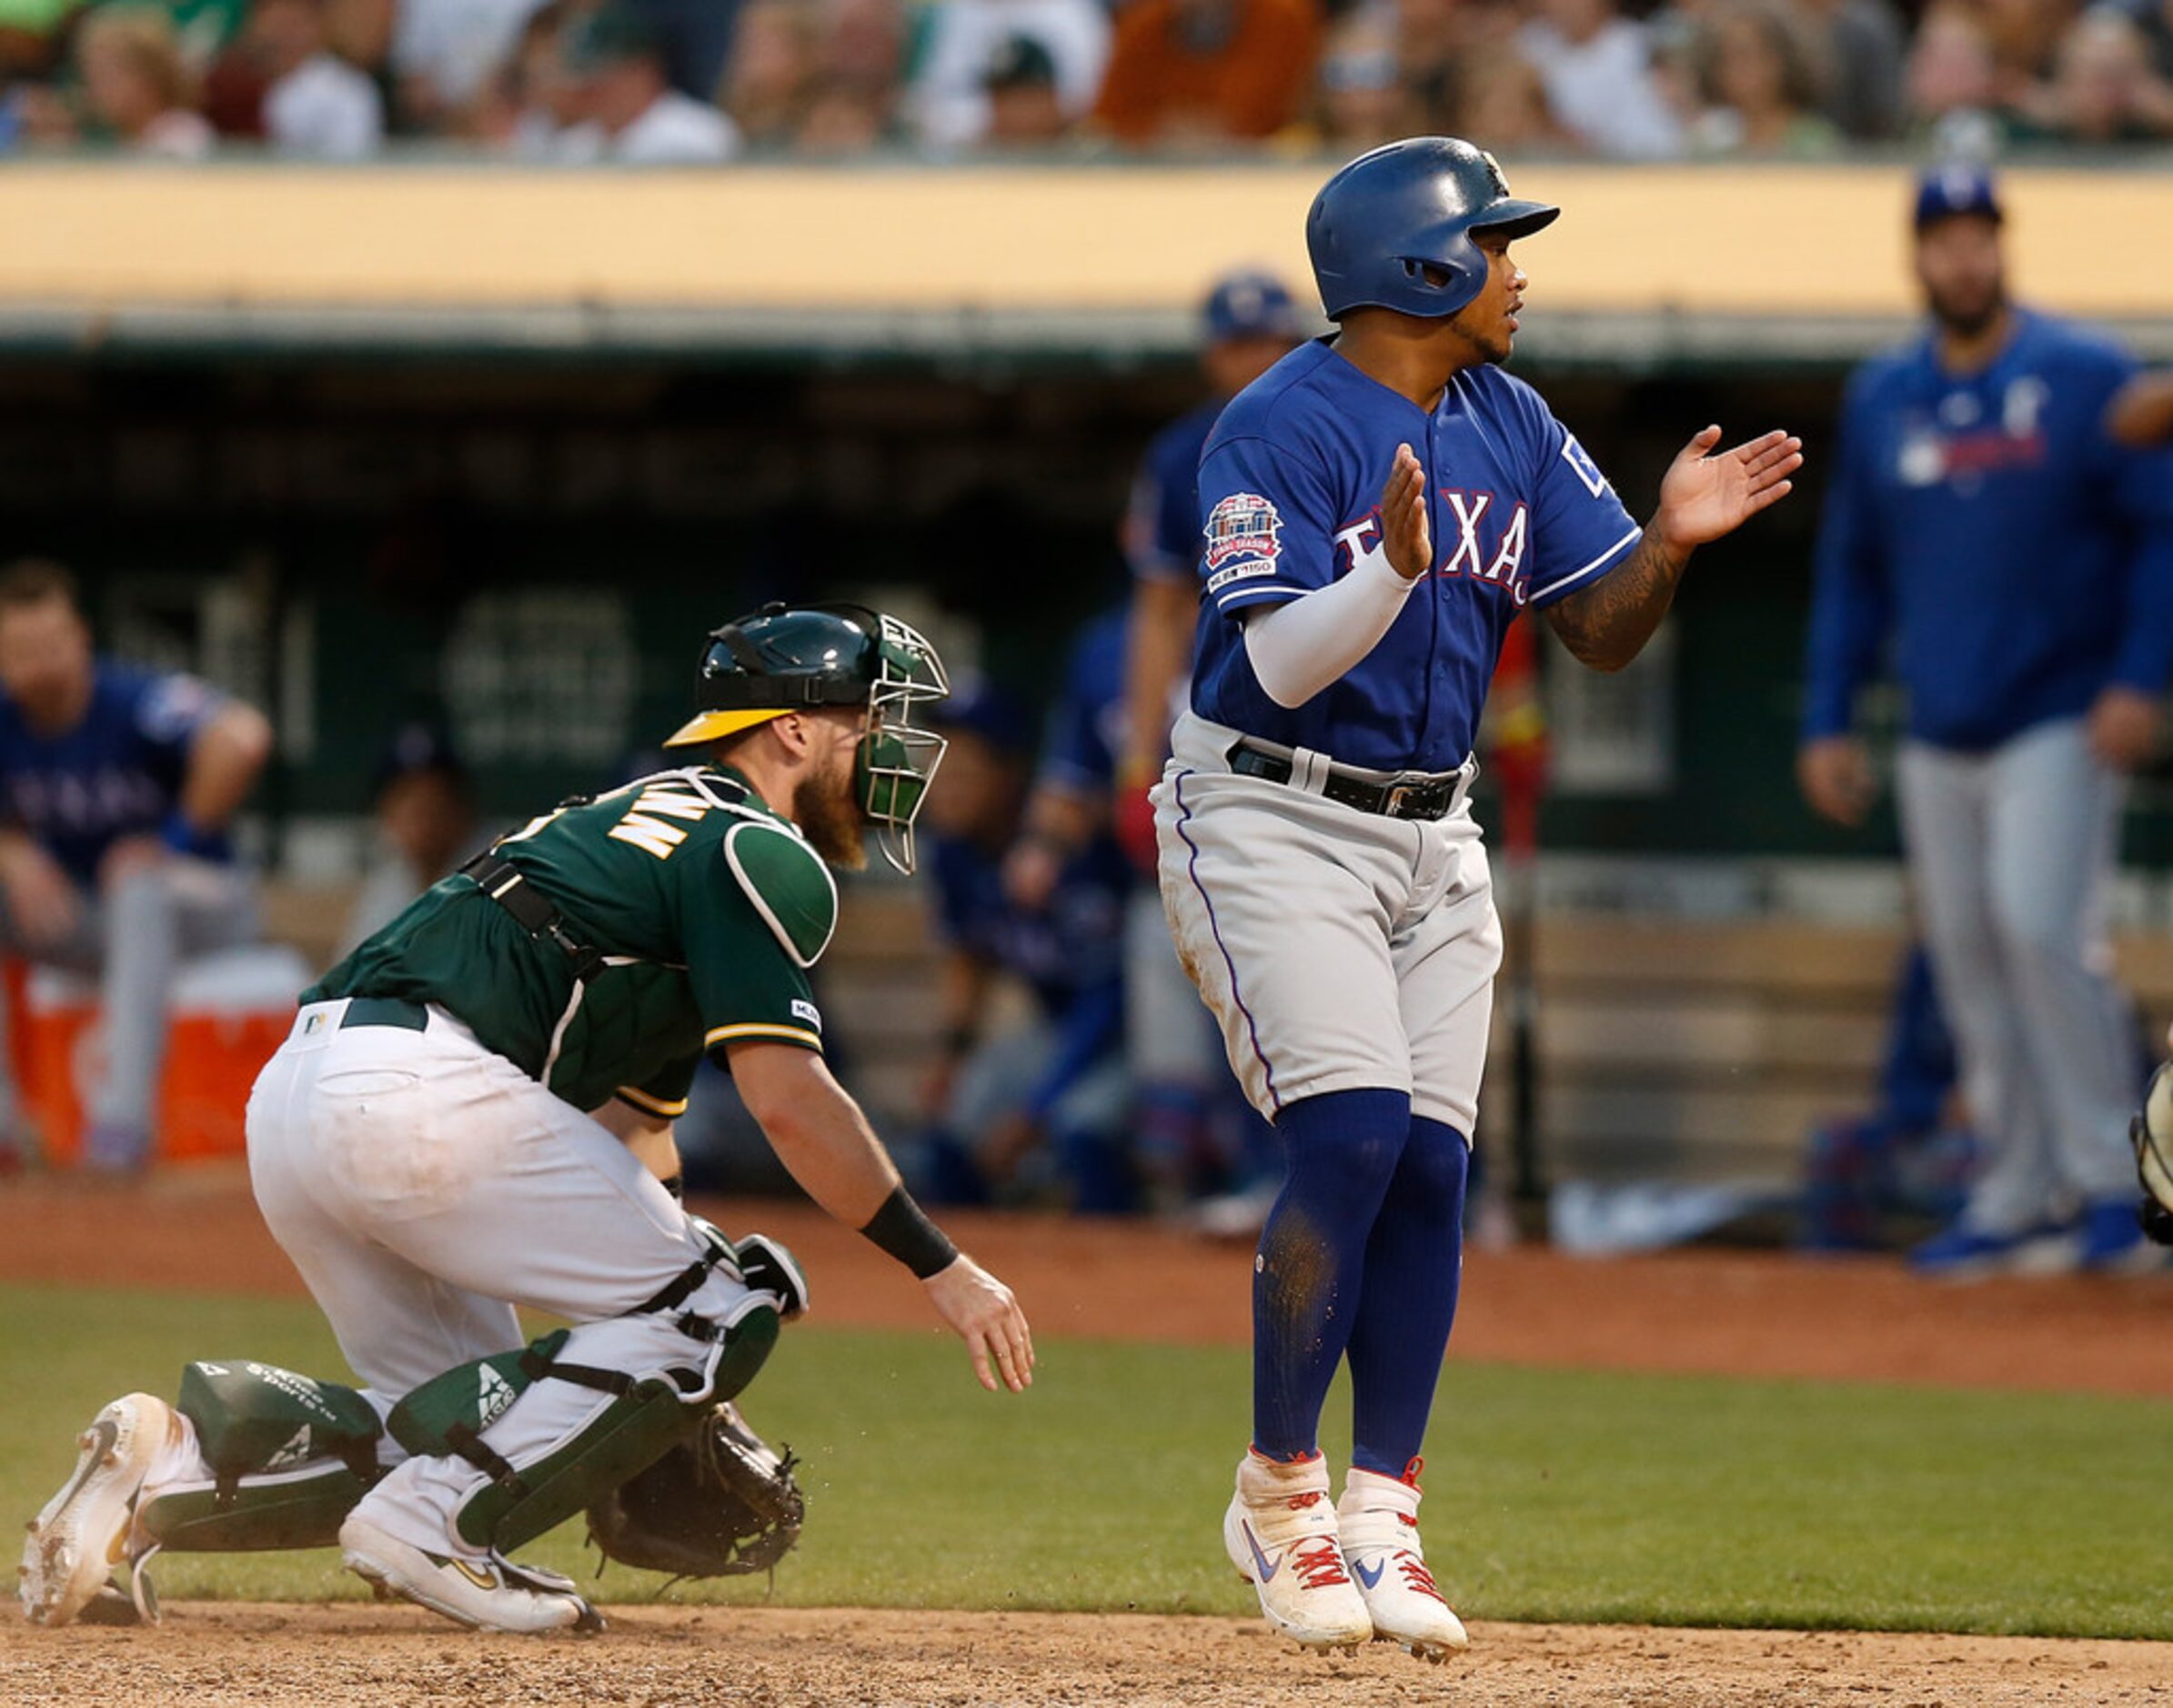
[665,601,950,875]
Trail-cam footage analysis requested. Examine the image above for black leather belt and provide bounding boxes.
[458,849,604,984]
[340,996,428,1031]
[1229,741,1467,821]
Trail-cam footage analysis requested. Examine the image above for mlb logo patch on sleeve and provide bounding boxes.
[1203,493,1283,588]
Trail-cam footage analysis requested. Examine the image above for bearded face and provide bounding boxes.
[1915,214,2006,339]
[791,726,869,870]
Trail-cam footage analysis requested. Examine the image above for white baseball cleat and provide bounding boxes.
[338,1512,603,1634]
[1222,1450,1374,1651]
[19,1393,178,1628]
[1337,1462,1469,1663]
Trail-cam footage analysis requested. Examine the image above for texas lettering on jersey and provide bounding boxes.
[1331,492,1534,604]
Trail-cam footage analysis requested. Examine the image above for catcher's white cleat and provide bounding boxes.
[1337,1462,1469,1663]
[19,1393,178,1628]
[1222,1450,1374,1651]
[338,1513,603,1634]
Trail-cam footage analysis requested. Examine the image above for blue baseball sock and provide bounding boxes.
[1347,1117,1469,1477]
[1251,1088,1412,1462]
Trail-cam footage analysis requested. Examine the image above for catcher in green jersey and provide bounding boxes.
[20,602,1033,1636]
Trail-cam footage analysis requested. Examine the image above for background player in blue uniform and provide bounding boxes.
[915,671,1132,1211]
[1114,273,1305,1222]
[1152,137,1800,1659]
[0,559,273,1170]
[1116,268,1308,849]
[1013,604,1273,1210]
[1798,166,2173,1278]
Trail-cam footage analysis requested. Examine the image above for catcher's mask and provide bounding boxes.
[664,601,950,875]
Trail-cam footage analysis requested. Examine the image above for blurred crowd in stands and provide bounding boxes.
[4,0,2173,162]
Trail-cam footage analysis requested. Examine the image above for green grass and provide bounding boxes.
[7,1281,2172,1637]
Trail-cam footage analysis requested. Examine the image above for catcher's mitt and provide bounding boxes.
[586,1400,804,1582]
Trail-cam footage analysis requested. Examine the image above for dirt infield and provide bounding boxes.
[4,1167,2172,1395]
[8,1170,2173,1703]
[4,1603,2170,1708]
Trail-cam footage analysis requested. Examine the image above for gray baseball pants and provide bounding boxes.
[1896,715,2138,1233]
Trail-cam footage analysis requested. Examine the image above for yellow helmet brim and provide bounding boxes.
[660,707,792,749]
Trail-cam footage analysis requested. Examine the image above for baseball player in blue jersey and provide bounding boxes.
[918,666,1132,1211]
[1116,276,1306,1219]
[1799,165,2173,1280]
[0,560,273,1170]
[1152,136,1800,1659]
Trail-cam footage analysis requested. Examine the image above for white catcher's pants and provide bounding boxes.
[1152,712,1500,1134]
[233,998,756,1556]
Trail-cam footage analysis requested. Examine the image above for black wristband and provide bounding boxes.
[860,1185,958,1280]
[659,1173,685,1202]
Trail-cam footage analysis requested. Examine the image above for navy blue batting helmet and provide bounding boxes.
[1306,137,1560,321]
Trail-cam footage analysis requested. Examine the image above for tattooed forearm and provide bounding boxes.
[1544,522,1691,673]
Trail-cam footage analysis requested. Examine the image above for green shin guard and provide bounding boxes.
[387,1309,780,1556]
[137,1462,375,1552]
[386,1330,575,1466]
[456,1375,697,1553]
[136,1360,387,1552]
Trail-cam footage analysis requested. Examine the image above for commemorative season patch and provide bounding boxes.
[1203,492,1283,576]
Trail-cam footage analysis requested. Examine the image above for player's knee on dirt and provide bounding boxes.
[136,1361,386,1552]
[389,1293,780,1556]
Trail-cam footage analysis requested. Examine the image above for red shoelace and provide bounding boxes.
[1291,1538,1353,1590]
[1394,1552,1449,1605]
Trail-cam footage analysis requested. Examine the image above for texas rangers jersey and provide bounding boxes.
[1803,307,2173,751]
[0,659,227,883]
[307,764,831,1117]
[1191,339,1641,772]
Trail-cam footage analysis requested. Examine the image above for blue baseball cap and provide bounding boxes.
[1913,163,2003,232]
[1202,270,1304,345]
